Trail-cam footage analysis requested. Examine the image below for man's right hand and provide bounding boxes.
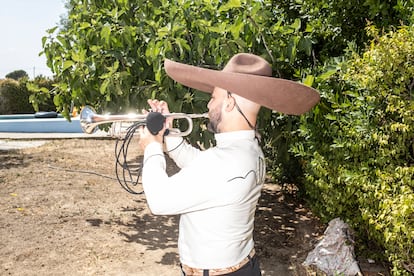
[146,99,173,128]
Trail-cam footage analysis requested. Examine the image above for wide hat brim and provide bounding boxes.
[164,59,320,115]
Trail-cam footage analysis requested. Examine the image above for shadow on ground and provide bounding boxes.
[103,181,324,275]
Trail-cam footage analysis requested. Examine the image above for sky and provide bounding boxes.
[0,0,66,79]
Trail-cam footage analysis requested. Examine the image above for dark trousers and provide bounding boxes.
[180,255,262,276]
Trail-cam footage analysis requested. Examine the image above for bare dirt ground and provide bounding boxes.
[0,139,388,275]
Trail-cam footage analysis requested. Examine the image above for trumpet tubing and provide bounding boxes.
[80,106,208,136]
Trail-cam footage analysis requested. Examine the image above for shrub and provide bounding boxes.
[294,25,414,275]
[0,78,34,114]
[26,76,57,112]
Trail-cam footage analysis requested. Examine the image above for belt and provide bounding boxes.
[181,248,256,276]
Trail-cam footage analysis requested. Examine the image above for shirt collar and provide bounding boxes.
[214,130,256,147]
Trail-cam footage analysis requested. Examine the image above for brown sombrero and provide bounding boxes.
[164,53,320,115]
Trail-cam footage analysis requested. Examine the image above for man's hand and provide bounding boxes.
[147,99,173,128]
[147,99,170,113]
[138,125,165,150]
[138,99,171,151]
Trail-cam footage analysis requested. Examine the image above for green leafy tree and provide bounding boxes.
[293,0,414,60]
[42,0,316,148]
[26,76,57,112]
[42,0,316,113]
[41,0,414,180]
[5,70,29,81]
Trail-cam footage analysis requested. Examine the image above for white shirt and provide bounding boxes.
[142,130,265,269]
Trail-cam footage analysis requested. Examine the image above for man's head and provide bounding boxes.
[207,87,260,133]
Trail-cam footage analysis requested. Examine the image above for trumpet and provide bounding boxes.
[80,105,208,136]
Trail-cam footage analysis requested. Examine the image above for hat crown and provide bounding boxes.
[223,53,272,77]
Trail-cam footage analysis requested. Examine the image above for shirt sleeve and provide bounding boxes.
[142,142,229,215]
[164,136,201,168]
[141,141,168,213]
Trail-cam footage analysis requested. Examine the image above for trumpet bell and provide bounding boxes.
[80,106,100,134]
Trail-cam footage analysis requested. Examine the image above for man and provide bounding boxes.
[138,53,320,276]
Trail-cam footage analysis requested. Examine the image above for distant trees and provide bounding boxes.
[5,70,28,81]
[0,78,34,114]
[0,74,56,114]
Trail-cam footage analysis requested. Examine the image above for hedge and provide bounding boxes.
[0,78,34,114]
[294,25,413,275]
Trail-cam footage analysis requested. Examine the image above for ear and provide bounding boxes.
[224,94,236,112]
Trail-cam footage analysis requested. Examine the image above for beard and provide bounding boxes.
[207,107,222,133]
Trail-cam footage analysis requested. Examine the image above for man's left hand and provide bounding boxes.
[138,125,165,150]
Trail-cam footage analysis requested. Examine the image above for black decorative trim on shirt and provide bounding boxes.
[227,170,256,182]
[167,139,185,153]
[143,154,165,165]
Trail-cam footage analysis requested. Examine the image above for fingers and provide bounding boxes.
[147,99,170,114]
[146,99,172,129]
[147,99,157,112]
[138,124,166,151]
[138,126,155,150]
[159,101,170,113]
